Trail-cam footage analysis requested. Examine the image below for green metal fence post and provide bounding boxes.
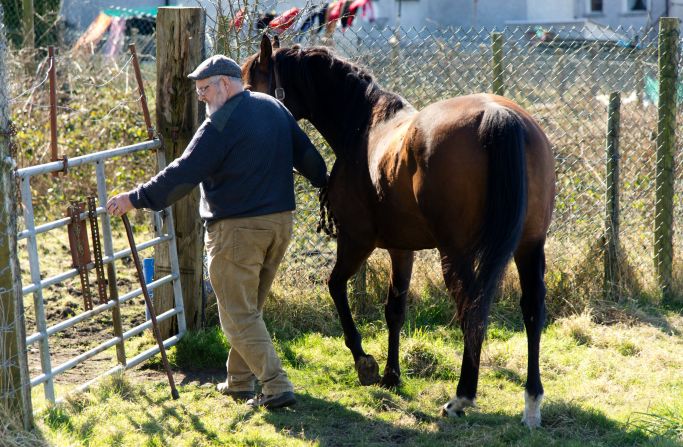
[605,92,621,300]
[655,17,680,302]
[491,31,505,96]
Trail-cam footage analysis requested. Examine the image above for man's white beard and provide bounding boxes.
[206,102,219,116]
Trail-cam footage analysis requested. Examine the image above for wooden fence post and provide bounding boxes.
[491,31,505,96]
[155,7,206,336]
[21,0,34,49]
[655,17,679,302]
[604,92,621,300]
[0,13,33,427]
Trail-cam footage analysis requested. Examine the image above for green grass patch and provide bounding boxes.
[24,313,683,447]
[170,326,229,370]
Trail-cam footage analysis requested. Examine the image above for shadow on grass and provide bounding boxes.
[121,392,257,446]
[260,395,658,447]
[176,368,225,386]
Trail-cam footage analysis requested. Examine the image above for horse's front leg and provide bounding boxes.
[328,234,379,385]
[380,249,414,388]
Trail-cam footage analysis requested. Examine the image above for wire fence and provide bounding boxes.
[269,23,680,312]
[1,0,61,48]
[1,14,683,419]
[1,2,32,428]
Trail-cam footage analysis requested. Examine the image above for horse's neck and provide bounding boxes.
[308,85,411,160]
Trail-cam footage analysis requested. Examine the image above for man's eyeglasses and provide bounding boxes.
[196,81,217,96]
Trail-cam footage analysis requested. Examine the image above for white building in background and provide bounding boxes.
[370,0,669,29]
[60,0,677,32]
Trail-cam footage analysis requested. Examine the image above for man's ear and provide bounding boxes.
[258,34,272,70]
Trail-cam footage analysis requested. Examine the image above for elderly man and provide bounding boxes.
[107,55,327,409]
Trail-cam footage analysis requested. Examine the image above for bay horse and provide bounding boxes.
[242,35,555,427]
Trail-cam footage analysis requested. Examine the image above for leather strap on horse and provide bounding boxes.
[273,57,285,101]
[317,186,337,238]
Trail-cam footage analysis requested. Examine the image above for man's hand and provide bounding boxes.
[106,192,134,217]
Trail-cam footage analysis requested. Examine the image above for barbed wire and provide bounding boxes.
[70,54,135,89]
[9,58,52,103]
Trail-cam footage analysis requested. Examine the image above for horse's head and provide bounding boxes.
[242,35,309,120]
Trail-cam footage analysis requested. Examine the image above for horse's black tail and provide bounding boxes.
[462,105,528,341]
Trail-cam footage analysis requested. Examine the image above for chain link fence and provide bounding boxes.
[1,0,61,47]
[265,22,681,313]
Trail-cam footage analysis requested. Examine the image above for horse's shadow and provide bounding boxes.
[260,393,648,446]
[120,371,656,446]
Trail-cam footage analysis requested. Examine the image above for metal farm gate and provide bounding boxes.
[15,139,185,405]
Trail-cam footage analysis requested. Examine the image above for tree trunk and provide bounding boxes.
[155,7,206,336]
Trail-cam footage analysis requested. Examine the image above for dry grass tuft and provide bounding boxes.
[558,312,594,345]
[402,341,439,378]
[0,403,46,447]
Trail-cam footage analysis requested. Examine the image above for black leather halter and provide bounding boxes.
[273,58,285,101]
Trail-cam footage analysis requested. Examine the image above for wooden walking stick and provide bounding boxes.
[121,214,179,400]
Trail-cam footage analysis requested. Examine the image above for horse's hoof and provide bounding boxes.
[379,367,401,388]
[440,407,465,417]
[441,397,475,418]
[521,391,543,429]
[355,355,380,386]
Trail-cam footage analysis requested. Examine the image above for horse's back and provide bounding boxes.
[405,94,554,247]
[369,93,554,250]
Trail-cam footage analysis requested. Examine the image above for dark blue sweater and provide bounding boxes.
[130,91,327,222]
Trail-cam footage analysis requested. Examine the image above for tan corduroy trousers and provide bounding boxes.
[206,210,294,395]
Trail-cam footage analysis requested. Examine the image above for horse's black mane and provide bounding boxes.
[276,46,409,130]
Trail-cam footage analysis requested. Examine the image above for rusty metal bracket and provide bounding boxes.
[67,201,93,311]
[87,197,107,305]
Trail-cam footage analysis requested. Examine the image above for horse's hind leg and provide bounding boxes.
[380,249,414,388]
[440,254,484,417]
[328,235,380,385]
[514,240,547,428]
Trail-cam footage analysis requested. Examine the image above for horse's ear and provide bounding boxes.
[273,35,280,49]
[259,34,273,69]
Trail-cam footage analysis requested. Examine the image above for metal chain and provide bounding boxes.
[0,120,17,159]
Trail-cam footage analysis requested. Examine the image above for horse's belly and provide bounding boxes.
[374,208,437,250]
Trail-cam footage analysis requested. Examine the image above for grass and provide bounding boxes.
[18,306,682,447]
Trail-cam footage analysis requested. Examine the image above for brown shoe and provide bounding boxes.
[247,391,296,409]
[216,382,255,401]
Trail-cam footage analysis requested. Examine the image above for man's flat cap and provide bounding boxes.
[188,55,242,80]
